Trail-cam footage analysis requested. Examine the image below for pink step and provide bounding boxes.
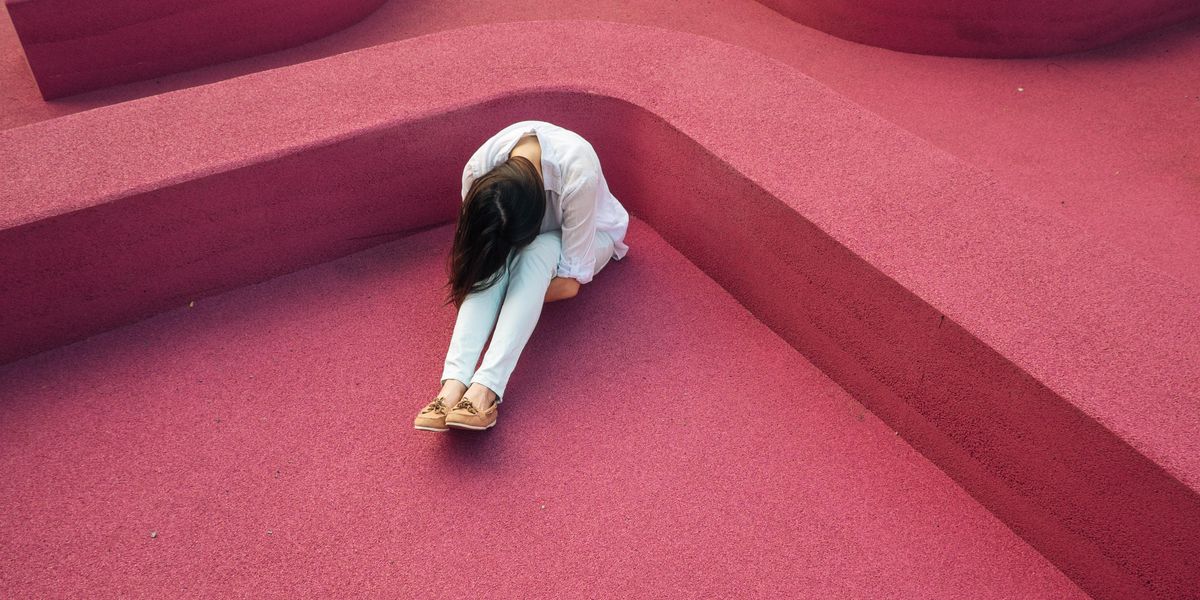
[757,0,1200,57]
[0,220,1085,598]
[3,0,385,99]
[1,19,1196,598]
[4,2,1196,292]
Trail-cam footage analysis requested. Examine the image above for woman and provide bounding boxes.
[414,120,630,432]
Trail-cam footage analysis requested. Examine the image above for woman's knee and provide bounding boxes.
[514,231,562,272]
[531,229,562,249]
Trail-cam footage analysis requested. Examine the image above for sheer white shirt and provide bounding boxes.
[460,120,630,284]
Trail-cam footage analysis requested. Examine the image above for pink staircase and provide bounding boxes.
[1,5,1198,600]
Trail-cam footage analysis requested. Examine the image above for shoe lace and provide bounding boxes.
[452,398,479,415]
[422,397,447,415]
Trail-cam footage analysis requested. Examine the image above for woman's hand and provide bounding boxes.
[544,276,581,303]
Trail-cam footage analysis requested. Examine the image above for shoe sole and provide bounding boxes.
[414,425,449,432]
[445,420,496,431]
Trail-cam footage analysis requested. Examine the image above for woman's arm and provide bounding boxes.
[544,276,581,302]
[543,172,600,303]
[460,160,477,202]
[554,173,601,285]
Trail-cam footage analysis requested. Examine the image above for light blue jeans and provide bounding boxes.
[441,229,615,403]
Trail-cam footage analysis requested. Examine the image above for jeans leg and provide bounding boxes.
[440,258,511,388]
[470,230,562,403]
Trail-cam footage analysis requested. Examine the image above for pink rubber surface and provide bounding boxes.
[3,1,1196,291]
[1,20,1197,598]
[758,0,1200,57]
[4,0,386,98]
[0,220,1086,598]
[1,5,1197,599]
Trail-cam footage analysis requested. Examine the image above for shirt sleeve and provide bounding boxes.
[556,173,600,284]
[460,160,477,202]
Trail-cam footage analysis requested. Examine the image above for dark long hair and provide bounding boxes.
[445,155,545,308]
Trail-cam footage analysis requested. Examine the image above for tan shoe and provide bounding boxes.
[445,397,498,430]
[414,397,450,432]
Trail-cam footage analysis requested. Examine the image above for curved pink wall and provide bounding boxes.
[2,22,1198,599]
[757,0,1200,57]
[4,0,386,99]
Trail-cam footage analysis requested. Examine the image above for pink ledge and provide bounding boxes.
[3,0,387,99]
[757,0,1200,57]
[0,20,1197,599]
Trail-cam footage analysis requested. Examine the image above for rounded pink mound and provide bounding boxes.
[757,0,1200,57]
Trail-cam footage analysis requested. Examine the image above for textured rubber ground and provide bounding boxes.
[0,220,1084,598]
[1,18,1195,597]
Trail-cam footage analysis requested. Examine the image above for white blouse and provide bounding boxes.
[460,120,630,285]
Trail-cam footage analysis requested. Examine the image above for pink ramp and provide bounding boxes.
[3,0,386,99]
[0,219,1086,598]
[1,21,1196,599]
